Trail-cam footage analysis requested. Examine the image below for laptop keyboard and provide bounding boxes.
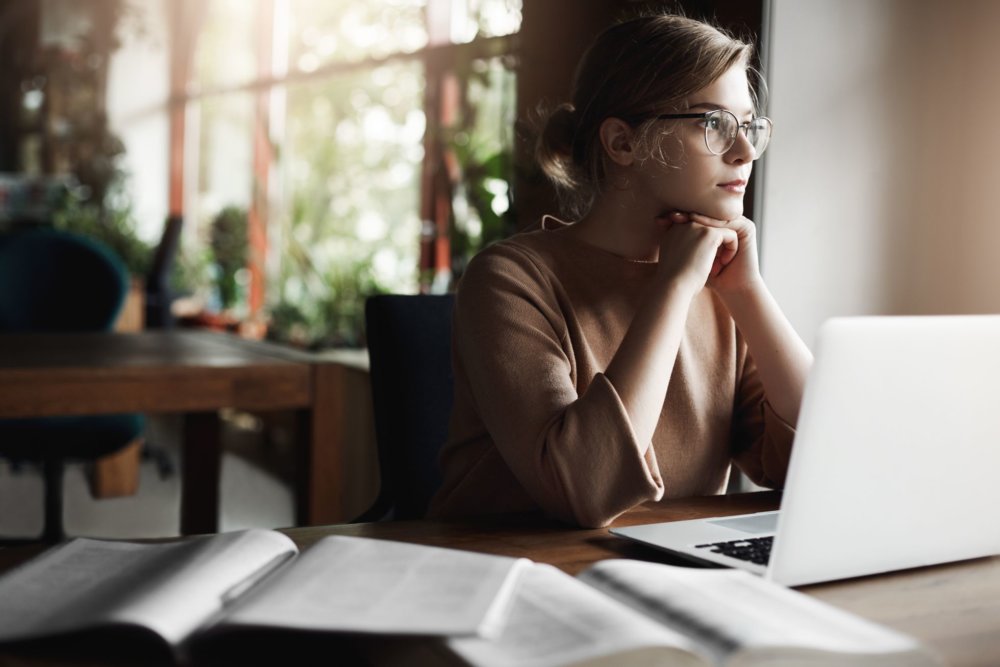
[695,536,773,565]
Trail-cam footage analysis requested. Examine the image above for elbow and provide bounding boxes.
[532,478,619,528]
[531,409,664,528]
[534,448,628,528]
[546,481,650,529]
[572,507,622,529]
[545,502,620,529]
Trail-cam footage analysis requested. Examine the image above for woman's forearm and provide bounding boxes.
[719,280,813,425]
[604,282,696,449]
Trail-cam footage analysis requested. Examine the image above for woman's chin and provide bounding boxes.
[705,198,744,221]
[668,195,744,222]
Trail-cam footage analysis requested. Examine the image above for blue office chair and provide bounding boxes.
[0,228,146,542]
[355,294,455,522]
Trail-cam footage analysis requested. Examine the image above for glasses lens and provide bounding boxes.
[704,110,738,155]
[747,117,772,159]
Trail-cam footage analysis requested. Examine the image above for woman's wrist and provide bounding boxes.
[713,275,768,307]
[655,270,703,305]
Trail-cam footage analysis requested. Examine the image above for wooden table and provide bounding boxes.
[0,491,996,665]
[0,330,350,533]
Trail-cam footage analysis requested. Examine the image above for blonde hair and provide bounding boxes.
[535,14,762,220]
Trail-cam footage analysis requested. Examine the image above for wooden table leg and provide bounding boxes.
[181,411,221,535]
[296,362,344,526]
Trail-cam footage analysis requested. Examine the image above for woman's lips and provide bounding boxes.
[717,179,747,194]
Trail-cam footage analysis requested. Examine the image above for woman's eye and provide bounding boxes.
[706,117,722,131]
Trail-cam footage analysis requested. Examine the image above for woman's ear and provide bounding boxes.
[598,117,636,167]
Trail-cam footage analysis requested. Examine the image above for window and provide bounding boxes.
[176,0,521,347]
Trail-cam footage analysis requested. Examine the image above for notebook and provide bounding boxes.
[611,315,1000,586]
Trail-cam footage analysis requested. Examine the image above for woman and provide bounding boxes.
[428,13,813,528]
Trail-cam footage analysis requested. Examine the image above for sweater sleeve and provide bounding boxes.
[729,344,797,488]
[454,246,665,527]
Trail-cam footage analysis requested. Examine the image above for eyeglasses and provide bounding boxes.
[656,109,772,159]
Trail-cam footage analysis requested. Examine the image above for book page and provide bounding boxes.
[579,560,939,665]
[0,529,297,648]
[113,529,297,646]
[447,564,708,667]
[215,535,528,638]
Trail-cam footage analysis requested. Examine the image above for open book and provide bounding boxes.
[0,530,526,661]
[446,559,943,667]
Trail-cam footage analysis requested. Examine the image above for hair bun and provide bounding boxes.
[534,102,584,197]
[544,103,579,155]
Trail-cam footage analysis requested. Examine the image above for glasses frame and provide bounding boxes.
[656,109,772,159]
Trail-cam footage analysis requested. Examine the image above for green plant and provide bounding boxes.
[267,255,388,349]
[209,206,249,310]
[169,240,215,299]
[452,144,517,254]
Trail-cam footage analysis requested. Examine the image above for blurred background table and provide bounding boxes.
[0,330,346,533]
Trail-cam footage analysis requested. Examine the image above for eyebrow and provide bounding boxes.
[688,101,755,118]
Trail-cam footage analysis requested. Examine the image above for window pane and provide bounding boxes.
[195,94,254,220]
[451,0,522,44]
[287,0,428,72]
[274,61,424,346]
[194,0,258,89]
[182,92,255,313]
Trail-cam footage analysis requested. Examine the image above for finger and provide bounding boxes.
[690,212,755,234]
[656,210,689,231]
[714,228,739,269]
[687,212,728,228]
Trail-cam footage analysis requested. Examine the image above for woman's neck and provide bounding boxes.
[568,191,664,263]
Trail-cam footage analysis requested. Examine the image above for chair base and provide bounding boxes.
[0,459,66,545]
[42,458,65,542]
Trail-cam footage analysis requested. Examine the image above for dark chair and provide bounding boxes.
[354,294,455,522]
[0,228,145,542]
[144,214,183,330]
[140,215,184,480]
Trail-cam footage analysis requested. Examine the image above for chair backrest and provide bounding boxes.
[144,214,184,329]
[0,228,128,332]
[362,293,455,521]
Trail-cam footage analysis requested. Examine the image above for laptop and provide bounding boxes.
[611,315,1000,586]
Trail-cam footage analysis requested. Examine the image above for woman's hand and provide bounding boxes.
[660,211,811,426]
[655,212,739,297]
[670,212,763,296]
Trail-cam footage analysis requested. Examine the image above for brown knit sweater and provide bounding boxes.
[427,218,795,528]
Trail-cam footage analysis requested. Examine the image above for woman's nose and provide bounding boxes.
[725,129,755,164]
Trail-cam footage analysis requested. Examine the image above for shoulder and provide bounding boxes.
[460,226,565,294]
[454,226,573,334]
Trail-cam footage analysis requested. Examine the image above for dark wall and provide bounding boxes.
[513,0,621,229]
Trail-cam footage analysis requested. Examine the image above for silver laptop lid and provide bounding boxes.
[769,315,1000,586]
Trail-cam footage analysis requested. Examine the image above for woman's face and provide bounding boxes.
[635,64,757,221]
